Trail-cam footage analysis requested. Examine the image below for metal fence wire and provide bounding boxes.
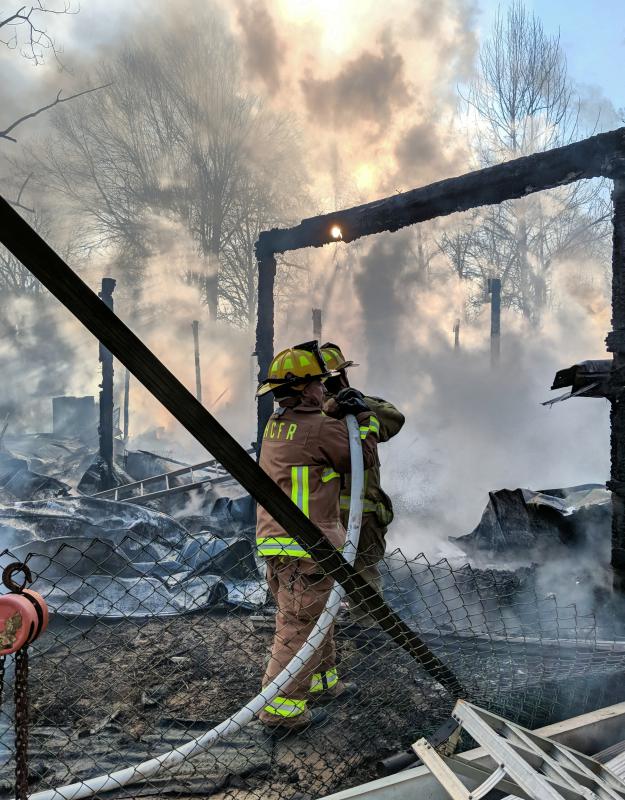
[1,525,625,800]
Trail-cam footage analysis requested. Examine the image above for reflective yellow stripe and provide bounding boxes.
[321,469,339,483]
[291,466,310,517]
[309,668,339,694]
[263,696,307,717]
[257,536,312,558]
[301,466,309,516]
[340,496,377,513]
[360,416,380,440]
[257,536,343,558]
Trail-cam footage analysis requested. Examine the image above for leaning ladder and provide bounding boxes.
[413,700,625,800]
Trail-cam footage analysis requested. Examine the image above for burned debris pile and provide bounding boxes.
[0,496,263,617]
[452,484,611,560]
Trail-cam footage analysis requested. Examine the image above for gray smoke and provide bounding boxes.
[236,0,285,94]
[300,31,411,131]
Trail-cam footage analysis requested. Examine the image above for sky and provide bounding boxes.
[479,0,625,112]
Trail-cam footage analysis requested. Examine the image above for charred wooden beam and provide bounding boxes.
[312,307,322,341]
[257,127,625,256]
[192,320,202,403]
[488,278,501,367]
[0,195,464,697]
[255,252,276,450]
[607,177,625,591]
[98,277,115,475]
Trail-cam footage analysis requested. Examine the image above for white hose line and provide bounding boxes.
[31,414,365,800]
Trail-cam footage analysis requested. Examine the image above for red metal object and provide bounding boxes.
[0,563,48,655]
[0,594,38,655]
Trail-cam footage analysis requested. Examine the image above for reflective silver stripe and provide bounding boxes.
[291,466,310,516]
[257,536,343,557]
[309,667,339,693]
[360,416,380,440]
[263,695,307,717]
[257,536,312,558]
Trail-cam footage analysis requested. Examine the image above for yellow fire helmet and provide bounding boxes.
[256,343,333,397]
[320,342,358,372]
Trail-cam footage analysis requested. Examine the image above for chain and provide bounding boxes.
[0,655,4,715]
[14,646,29,800]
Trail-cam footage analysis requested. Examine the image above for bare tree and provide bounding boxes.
[0,0,110,233]
[32,10,307,326]
[0,200,82,296]
[0,2,78,66]
[444,1,610,321]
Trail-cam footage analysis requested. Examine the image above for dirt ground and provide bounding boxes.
[20,610,451,800]
[5,604,623,800]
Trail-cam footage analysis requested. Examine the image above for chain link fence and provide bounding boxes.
[1,503,625,800]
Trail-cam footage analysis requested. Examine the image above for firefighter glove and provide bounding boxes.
[334,388,369,417]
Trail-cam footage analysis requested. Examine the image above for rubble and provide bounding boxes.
[451,484,611,559]
[77,454,132,495]
[0,496,265,617]
[0,452,70,502]
[1,433,94,490]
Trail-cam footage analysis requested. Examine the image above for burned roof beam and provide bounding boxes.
[257,126,625,255]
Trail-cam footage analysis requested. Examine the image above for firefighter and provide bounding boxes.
[256,341,379,732]
[320,342,405,623]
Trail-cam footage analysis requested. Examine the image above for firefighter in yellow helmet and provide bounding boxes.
[256,341,380,733]
[321,342,405,624]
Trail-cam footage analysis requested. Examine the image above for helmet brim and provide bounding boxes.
[255,383,275,397]
[257,369,341,397]
[333,360,358,371]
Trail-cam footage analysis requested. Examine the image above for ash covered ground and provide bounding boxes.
[2,433,625,800]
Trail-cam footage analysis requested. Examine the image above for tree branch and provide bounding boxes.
[8,172,35,213]
[0,83,111,143]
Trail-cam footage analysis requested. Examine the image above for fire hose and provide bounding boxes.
[29,414,365,800]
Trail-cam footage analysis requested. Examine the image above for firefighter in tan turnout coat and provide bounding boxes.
[321,343,405,622]
[256,341,379,732]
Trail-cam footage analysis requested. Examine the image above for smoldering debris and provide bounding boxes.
[452,484,611,559]
[1,433,95,490]
[0,496,264,617]
[0,452,70,502]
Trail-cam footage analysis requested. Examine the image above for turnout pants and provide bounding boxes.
[259,556,337,726]
[347,513,386,625]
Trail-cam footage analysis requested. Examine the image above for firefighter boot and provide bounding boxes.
[263,707,329,737]
[308,680,359,705]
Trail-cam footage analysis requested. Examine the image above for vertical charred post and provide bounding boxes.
[488,277,501,367]
[453,318,460,352]
[98,278,116,475]
[192,320,202,403]
[123,368,130,443]
[255,250,277,451]
[607,178,625,591]
[312,308,322,341]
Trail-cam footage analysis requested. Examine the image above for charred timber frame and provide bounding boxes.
[254,126,625,588]
[98,277,116,477]
[607,176,625,588]
[0,195,463,697]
